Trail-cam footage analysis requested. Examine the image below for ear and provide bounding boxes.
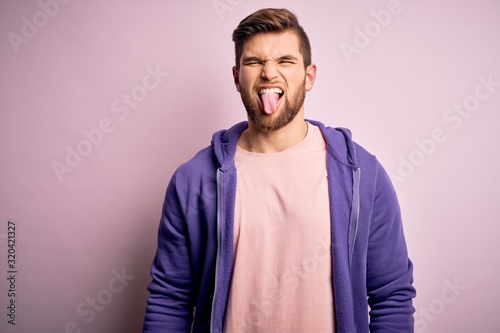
[232,66,241,92]
[304,63,317,92]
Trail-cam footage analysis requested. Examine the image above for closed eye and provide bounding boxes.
[242,55,299,66]
[277,56,299,65]
[242,57,263,66]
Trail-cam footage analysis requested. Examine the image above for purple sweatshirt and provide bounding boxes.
[143,120,416,332]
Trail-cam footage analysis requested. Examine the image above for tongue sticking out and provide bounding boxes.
[261,93,280,115]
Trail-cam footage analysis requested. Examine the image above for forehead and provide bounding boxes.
[241,31,302,59]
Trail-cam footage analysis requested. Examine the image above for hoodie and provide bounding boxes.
[143,120,416,332]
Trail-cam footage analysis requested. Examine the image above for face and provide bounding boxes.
[233,31,316,132]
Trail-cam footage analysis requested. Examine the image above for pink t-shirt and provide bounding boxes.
[224,123,335,333]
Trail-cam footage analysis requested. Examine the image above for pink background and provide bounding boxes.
[1,1,499,332]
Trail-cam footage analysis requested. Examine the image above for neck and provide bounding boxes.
[238,112,308,153]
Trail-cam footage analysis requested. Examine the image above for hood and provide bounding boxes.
[307,119,358,170]
[210,120,358,171]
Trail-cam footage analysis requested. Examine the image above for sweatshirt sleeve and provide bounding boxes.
[143,172,194,332]
[366,162,416,332]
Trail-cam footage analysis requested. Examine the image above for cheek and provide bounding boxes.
[240,78,257,94]
[240,68,262,83]
[283,69,306,85]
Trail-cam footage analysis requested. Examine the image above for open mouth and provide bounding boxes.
[258,88,284,114]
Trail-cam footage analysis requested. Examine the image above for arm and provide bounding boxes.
[366,163,416,332]
[143,173,194,332]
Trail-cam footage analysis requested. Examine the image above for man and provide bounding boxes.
[143,8,415,333]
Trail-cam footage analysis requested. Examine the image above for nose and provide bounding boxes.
[261,60,278,80]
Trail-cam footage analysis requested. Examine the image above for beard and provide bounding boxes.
[240,80,306,132]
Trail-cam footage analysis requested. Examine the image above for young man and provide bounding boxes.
[143,8,416,333]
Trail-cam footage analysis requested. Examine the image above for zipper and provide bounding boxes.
[348,167,361,269]
[210,168,223,332]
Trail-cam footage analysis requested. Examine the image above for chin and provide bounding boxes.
[249,106,300,132]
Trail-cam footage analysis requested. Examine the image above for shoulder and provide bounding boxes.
[308,119,377,168]
[174,145,218,183]
[309,119,391,190]
[170,121,247,186]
